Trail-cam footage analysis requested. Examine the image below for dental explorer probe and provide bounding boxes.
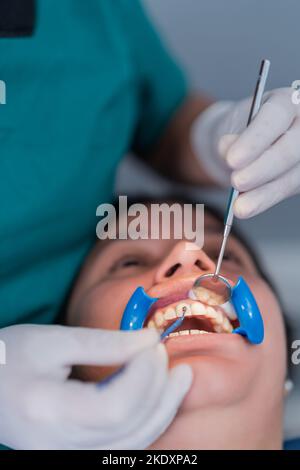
[214,59,271,278]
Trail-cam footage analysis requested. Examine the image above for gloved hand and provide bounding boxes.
[0,324,192,450]
[192,87,300,217]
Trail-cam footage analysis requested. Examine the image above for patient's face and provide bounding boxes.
[67,205,286,446]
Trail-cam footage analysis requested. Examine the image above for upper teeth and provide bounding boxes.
[149,300,234,334]
[164,308,175,320]
[192,286,227,306]
[221,301,237,320]
[154,311,164,326]
[175,303,190,317]
[191,302,206,315]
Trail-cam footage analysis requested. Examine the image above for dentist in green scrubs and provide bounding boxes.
[1,0,300,450]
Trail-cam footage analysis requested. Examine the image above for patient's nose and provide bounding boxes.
[154,241,216,283]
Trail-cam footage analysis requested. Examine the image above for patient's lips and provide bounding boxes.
[146,298,237,336]
[145,278,238,339]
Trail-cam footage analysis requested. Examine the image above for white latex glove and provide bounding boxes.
[192,87,300,218]
[0,324,192,450]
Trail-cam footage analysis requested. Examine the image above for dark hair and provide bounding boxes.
[114,193,292,376]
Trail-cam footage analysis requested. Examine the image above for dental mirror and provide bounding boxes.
[191,273,232,306]
[191,60,271,309]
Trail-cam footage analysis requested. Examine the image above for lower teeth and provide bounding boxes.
[169,329,211,337]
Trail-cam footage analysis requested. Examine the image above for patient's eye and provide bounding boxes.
[110,256,146,273]
[120,258,141,268]
[209,249,241,265]
[223,252,240,263]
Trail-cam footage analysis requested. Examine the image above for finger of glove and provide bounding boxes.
[218,134,239,158]
[48,326,160,368]
[225,93,296,170]
[55,344,169,440]
[234,162,300,218]
[103,364,193,450]
[232,117,300,192]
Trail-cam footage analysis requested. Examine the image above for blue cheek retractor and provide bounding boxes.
[231,277,264,344]
[120,287,159,330]
[120,276,264,345]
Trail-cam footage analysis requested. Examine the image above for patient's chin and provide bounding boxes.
[168,353,259,412]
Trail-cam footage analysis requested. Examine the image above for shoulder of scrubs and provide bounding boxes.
[114,0,188,152]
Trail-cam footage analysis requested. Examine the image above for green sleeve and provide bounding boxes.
[117,0,188,153]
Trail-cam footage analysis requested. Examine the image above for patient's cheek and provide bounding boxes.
[248,277,283,329]
[240,276,286,372]
[75,287,123,330]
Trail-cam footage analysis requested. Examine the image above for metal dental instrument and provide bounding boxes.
[192,59,271,305]
[160,306,187,340]
[215,59,270,278]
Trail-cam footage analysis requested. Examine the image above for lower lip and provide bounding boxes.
[164,331,247,357]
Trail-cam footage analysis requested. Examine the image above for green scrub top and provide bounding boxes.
[0,0,187,328]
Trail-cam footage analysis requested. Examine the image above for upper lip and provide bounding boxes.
[146,276,197,321]
[147,276,198,304]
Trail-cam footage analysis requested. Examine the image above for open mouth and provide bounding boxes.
[144,293,239,338]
